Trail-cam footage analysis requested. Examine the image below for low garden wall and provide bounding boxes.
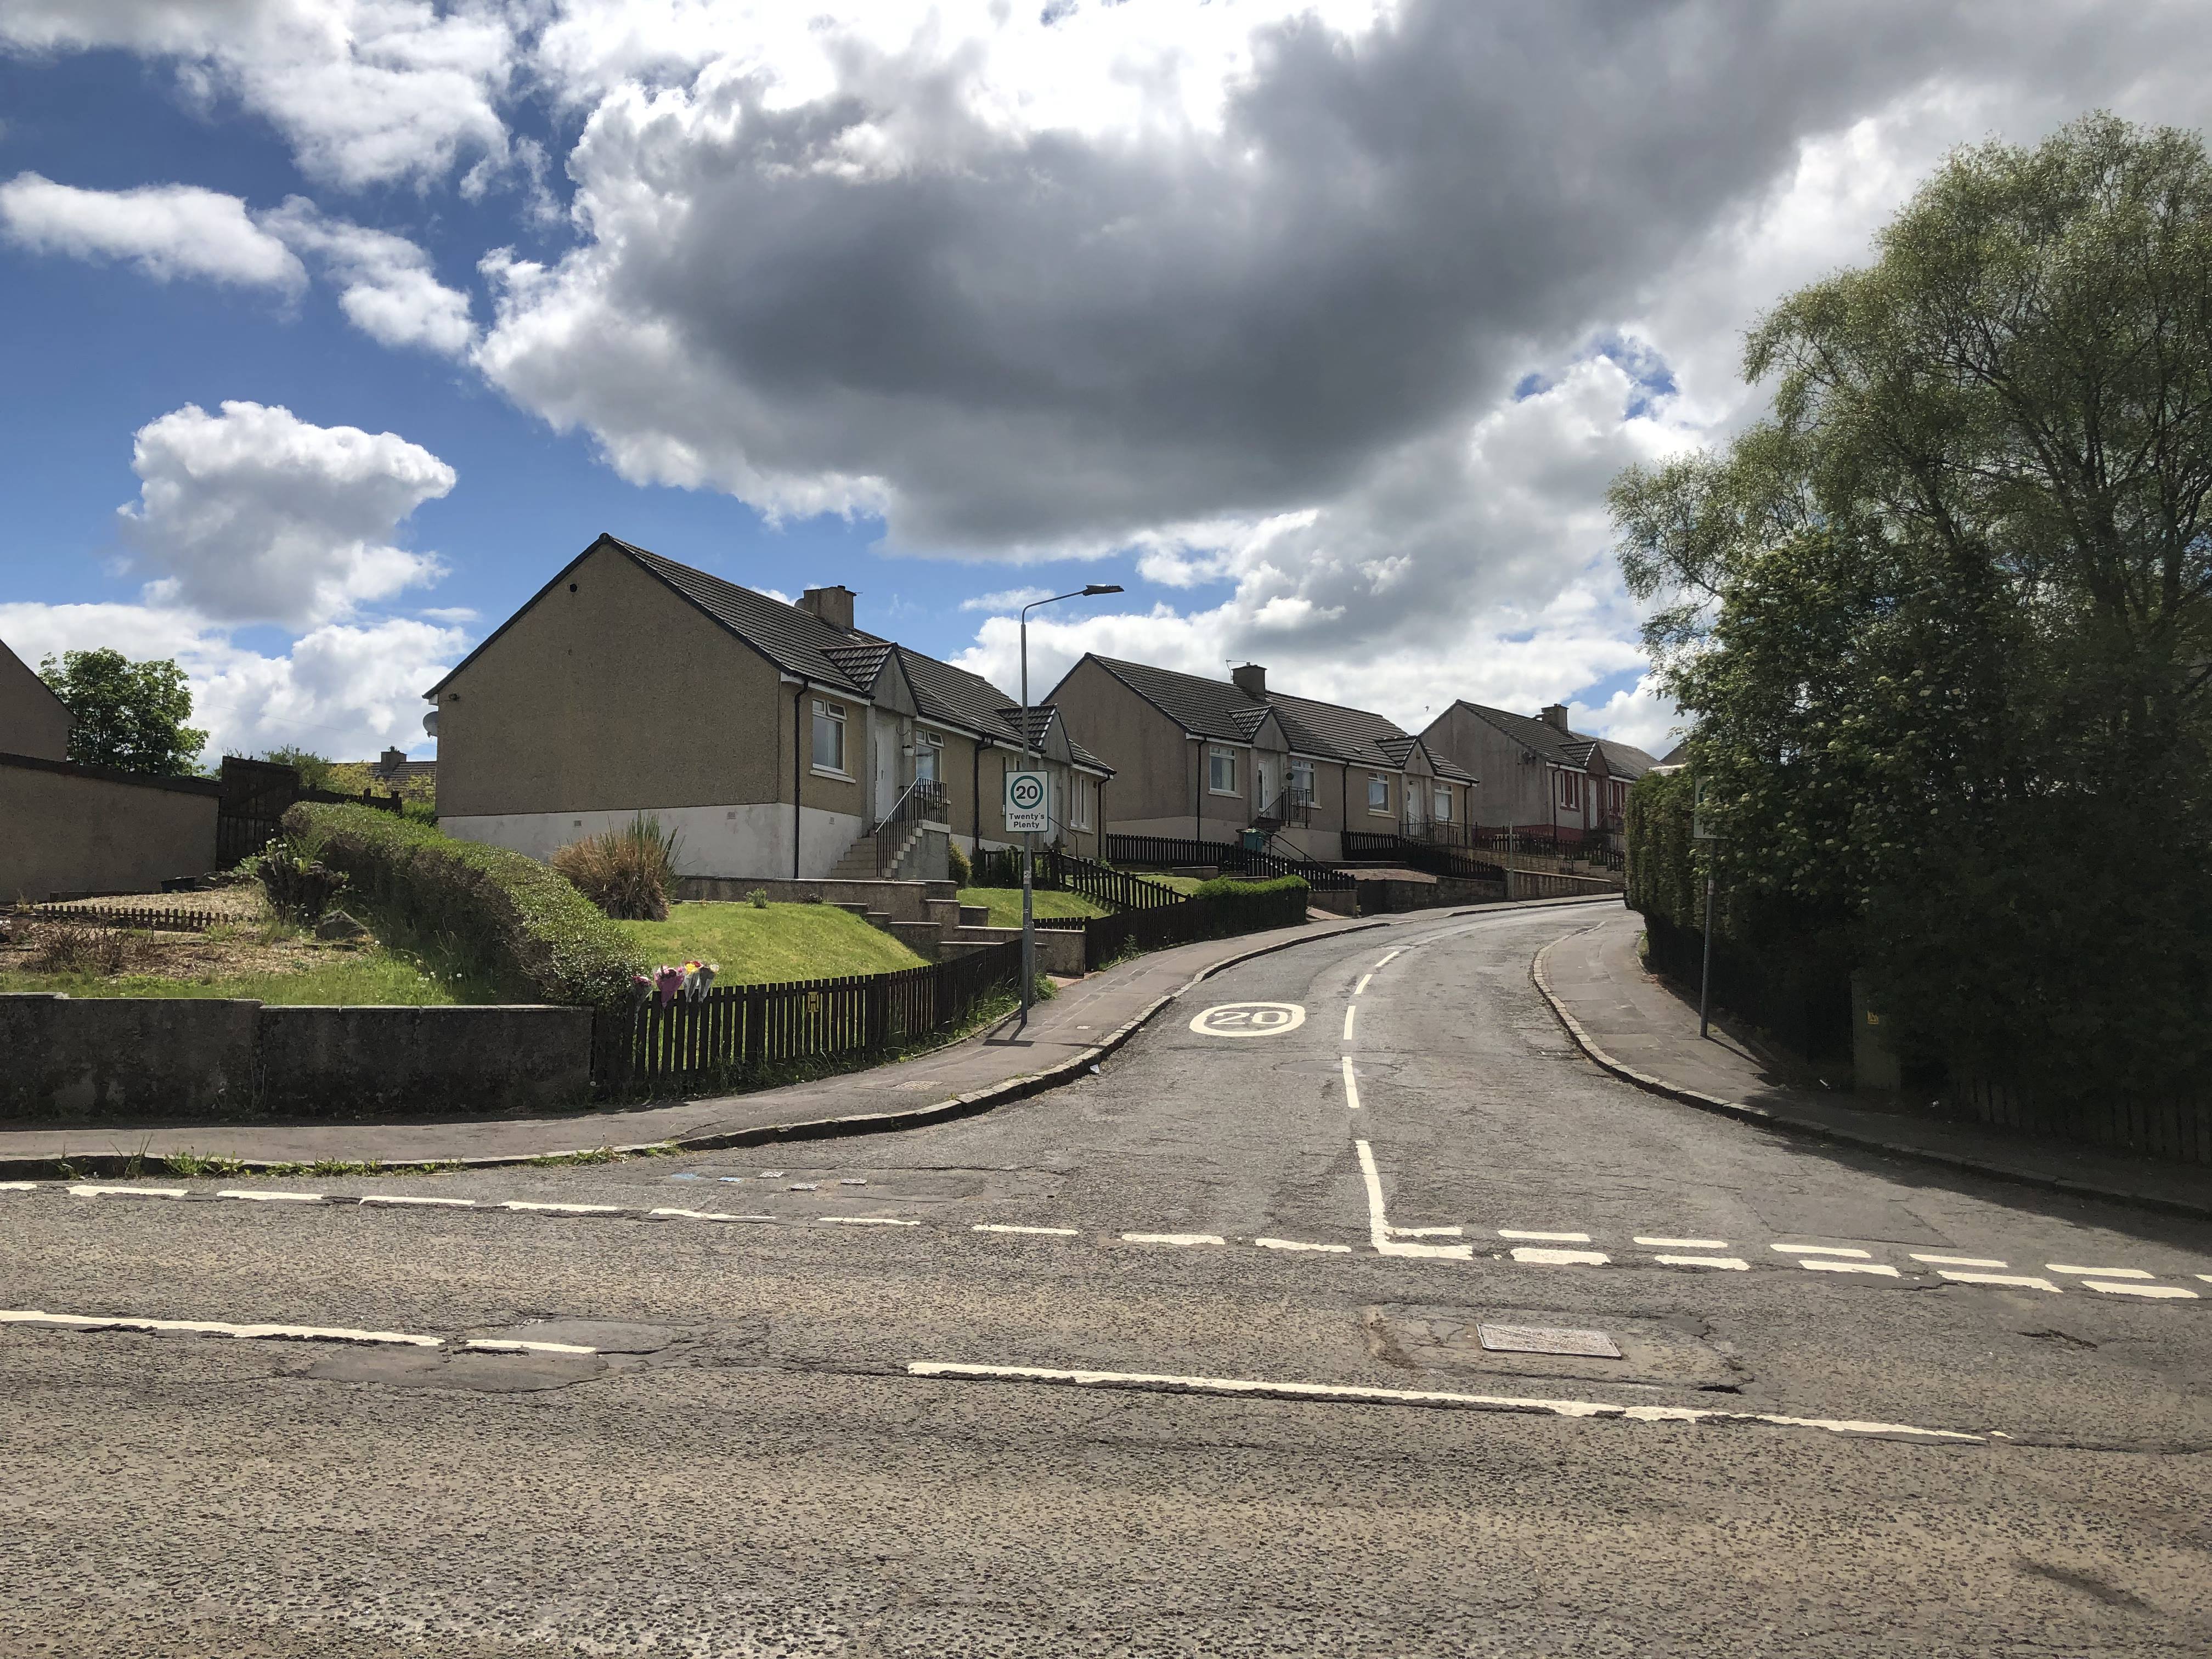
[0,993,592,1125]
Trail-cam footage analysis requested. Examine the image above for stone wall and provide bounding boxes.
[0,994,592,1125]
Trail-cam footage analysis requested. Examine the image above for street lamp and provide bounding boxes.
[1017,584,1124,1023]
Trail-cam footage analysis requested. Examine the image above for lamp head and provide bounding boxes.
[1081,584,1124,596]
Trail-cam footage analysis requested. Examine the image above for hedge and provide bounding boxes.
[1189,873,1310,932]
[284,803,644,1007]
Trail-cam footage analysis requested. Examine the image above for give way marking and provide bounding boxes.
[1188,1002,1306,1038]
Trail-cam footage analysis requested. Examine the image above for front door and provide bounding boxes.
[873,714,900,824]
[1256,763,1269,819]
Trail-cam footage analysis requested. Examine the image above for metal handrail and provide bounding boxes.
[873,777,948,876]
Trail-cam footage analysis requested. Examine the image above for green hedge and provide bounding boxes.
[1190,873,1310,932]
[284,803,644,1007]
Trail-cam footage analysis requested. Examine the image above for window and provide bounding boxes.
[1558,770,1581,810]
[914,730,943,785]
[1434,783,1451,822]
[1289,757,1314,805]
[1209,746,1239,794]
[1367,772,1390,813]
[811,699,847,773]
[1071,774,1092,829]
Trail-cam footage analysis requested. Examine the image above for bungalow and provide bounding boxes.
[1043,655,1474,864]
[1419,700,1658,845]
[425,535,1111,881]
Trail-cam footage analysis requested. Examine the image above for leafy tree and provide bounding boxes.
[38,648,208,776]
[1612,115,2212,1104]
[261,745,339,792]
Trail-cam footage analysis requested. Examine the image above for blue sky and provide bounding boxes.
[3,2,2203,764]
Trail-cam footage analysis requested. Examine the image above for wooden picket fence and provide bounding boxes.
[21,904,222,934]
[591,938,1024,1095]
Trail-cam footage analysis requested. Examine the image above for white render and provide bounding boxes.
[441,802,866,880]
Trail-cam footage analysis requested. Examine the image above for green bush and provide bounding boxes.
[284,803,643,1006]
[1191,873,1310,932]
[250,844,349,923]
[945,842,971,886]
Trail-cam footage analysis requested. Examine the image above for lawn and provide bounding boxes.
[957,887,1111,928]
[0,953,482,1005]
[616,901,924,984]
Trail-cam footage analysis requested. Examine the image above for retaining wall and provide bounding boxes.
[0,994,592,1125]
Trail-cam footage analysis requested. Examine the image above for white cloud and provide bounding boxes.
[0,601,460,763]
[0,172,305,291]
[0,0,514,189]
[263,198,475,355]
[958,586,1054,614]
[118,400,455,629]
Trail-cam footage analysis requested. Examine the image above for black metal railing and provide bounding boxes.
[1076,882,1313,972]
[872,778,949,876]
[1103,833,1354,892]
[1340,831,1506,885]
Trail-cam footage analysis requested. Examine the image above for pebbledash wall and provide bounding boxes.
[0,996,592,1125]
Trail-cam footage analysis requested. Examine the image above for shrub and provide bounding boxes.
[1190,873,1310,930]
[748,887,769,910]
[252,844,349,923]
[285,802,644,1006]
[946,842,971,885]
[551,815,680,921]
[33,922,138,975]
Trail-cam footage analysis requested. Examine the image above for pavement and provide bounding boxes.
[1536,906,2212,1219]
[0,894,1614,1174]
[4,900,2207,1656]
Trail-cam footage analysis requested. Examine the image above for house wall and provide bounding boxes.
[1423,707,1553,832]
[969,743,1104,859]
[0,642,72,763]
[1046,657,1193,832]
[0,753,219,901]
[435,544,880,877]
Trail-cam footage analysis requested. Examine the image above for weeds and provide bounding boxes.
[31,922,139,976]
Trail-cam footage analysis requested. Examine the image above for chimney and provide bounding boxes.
[1540,703,1571,733]
[797,585,856,631]
[379,747,407,774]
[1232,663,1267,699]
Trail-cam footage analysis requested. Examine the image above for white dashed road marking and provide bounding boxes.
[906,1362,1987,1444]
[1,1308,443,1347]
[1799,1260,1901,1278]
[1913,1254,2007,1268]
[1121,1233,1226,1248]
[820,1216,921,1226]
[1,1182,41,1193]
[1341,1057,1363,1111]
[648,1208,771,1223]
[2081,1281,2198,1300]
[1939,1271,2060,1292]
[1655,1254,1750,1271]
[1773,1244,1872,1258]
[1510,1247,1610,1267]
[69,1185,187,1200]
[1255,1238,1353,1254]
[973,1224,1080,1237]
[1373,950,1403,968]
[2048,1265,2151,1279]
[1353,973,1373,996]
[462,1338,597,1355]
[1343,1005,1356,1041]
[218,1190,323,1203]
[1637,1237,1729,1249]
[1499,1229,1592,1243]
[500,1201,623,1215]
[1390,1226,1464,1238]
[360,1195,476,1207]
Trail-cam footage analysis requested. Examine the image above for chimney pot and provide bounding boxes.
[380,747,406,771]
[798,585,856,631]
[1232,663,1267,699]
[1541,703,1571,732]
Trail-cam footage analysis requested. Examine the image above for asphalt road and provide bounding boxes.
[4,905,2209,1656]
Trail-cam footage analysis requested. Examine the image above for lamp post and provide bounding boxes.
[1018,584,1124,1023]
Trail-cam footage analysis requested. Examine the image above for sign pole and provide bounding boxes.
[1693,774,1716,1040]
[1020,611,1034,1025]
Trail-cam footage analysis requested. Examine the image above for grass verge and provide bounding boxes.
[957,887,1110,927]
[614,901,926,983]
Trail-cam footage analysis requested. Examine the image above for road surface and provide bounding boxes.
[4,904,2208,1655]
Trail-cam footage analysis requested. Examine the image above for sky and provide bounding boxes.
[1,2,2208,766]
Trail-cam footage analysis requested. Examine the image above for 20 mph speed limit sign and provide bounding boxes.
[1004,770,1049,833]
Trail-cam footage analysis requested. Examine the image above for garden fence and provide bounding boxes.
[591,937,1023,1095]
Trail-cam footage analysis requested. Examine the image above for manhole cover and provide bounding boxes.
[1477,1323,1622,1359]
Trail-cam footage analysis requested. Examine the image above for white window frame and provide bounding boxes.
[1071,774,1093,830]
[1208,746,1240,795]
[913,729,944,785]
[811,698,849,777]
[1433,782,1451,822]
[1367,772,1390,815]
[1289,757,1315,805]
[1558,770,1581,810]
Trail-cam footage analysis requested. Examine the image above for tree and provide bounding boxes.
[39,648,208,777]
[261,746,338,792]
[1611,114,2212,1104]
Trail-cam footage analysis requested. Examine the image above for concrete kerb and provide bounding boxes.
[2,893,1621,1180]
[1529,933,2212,1223]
